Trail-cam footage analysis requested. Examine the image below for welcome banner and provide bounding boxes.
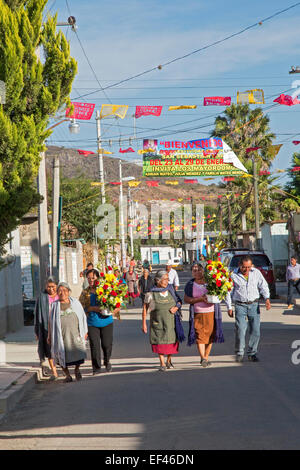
[142,139,246,177]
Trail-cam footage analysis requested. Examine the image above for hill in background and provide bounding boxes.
[45,146,224,207]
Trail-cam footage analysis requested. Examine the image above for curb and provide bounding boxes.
[278,295,300,310]
[0,370,38,423]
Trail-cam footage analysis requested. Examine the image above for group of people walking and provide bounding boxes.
[35,254,300,381]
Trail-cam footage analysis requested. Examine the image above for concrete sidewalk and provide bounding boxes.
[0,326,41,422]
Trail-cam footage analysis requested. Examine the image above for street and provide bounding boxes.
[0,269,300,450]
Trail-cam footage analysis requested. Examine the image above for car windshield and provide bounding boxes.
[230,255,271,268]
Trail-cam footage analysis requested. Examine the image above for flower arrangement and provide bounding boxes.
[204,237,233,302]
[95,266,129,318]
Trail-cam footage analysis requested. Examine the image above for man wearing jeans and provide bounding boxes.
[226,256,271,363]
[286,256,300,309]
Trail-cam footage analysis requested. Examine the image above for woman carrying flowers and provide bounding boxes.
[79,268,122,374]
[184,263,217,367]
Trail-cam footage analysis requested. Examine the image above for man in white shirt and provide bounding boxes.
[166,261,179,291]
[225,255,271,363]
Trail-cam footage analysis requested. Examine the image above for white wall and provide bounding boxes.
[0,229,23,338]
[140,246,183,265]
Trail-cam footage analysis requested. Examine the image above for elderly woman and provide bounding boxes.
[142,270,184,371]
[48,282,88,383]
[79,269,120,374]
[138,268,154,305]
[34,277,59,379]
[184,263,224,367]
[125,266,139,305]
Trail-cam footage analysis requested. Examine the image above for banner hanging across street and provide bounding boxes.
[142,139,247,177]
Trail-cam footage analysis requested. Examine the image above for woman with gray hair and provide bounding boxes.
[34,276,59,379]
[142,270,184,371]
[48,282,88,383]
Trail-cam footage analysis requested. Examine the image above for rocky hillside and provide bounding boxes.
[45,145,224,207]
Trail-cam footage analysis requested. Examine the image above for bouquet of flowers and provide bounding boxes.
[204,237,233,303]
[95,267,129,318]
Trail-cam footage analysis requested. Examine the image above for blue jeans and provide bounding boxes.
[287,279,300,305]
[235,302,260,356]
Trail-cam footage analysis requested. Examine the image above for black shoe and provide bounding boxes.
[236,355,243,363]
[105,362,112,372]
[201,359,211,368]
[166,361,174,369]
[248,355,259,362]
[92,368,101,375]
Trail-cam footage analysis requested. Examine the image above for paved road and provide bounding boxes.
[0,269,300,450]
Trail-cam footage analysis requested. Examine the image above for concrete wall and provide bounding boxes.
[19,216,42,297]
[59,242,84,298]
[0,229,23,338]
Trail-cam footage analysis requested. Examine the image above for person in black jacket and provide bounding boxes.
[138,268,154,305]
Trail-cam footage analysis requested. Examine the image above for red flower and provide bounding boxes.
[207,266,213,271]
[111,291,117,297]
[207,260,212,265]
[107,266,112,271]
[217,252,220,256]
[100,272,105,277]
[102,298,107,303]
[125,294,129,298]
[118,280,123,285]
[115,302,121,308]
[216,280,222,287]
[212,274,216,279]
[103,284,109,290]
[95,280,100,287]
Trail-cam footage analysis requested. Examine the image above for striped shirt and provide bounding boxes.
[225,267,270,310]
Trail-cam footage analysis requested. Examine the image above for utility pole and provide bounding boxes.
[252,154,261,249]
[51,155,60,280]
[119,160,127,268]
[128,187,134,257]
[37,151,50,290]
[226,193,233,246]
[218,200,223,233]
[96,110,106,204]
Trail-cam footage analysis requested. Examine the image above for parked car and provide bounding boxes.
[23,297,36,326]
[220,249,276,299]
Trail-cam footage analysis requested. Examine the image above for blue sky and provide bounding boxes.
[46,0,300,186]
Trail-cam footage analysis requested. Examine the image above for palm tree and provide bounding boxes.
[211,104,282,239]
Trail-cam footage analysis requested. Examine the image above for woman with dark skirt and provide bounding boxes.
[79,269,120,375]
[34,277,59,379]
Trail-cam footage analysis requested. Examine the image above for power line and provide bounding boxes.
[73,2,300,100]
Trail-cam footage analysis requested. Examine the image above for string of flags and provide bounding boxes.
[67,89,274,122]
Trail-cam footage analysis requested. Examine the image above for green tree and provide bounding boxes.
[211,104,283,238]
[58,176,102,243]
[0,0,77,258]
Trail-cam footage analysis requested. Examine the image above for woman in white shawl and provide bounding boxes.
[48,282,88,383]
